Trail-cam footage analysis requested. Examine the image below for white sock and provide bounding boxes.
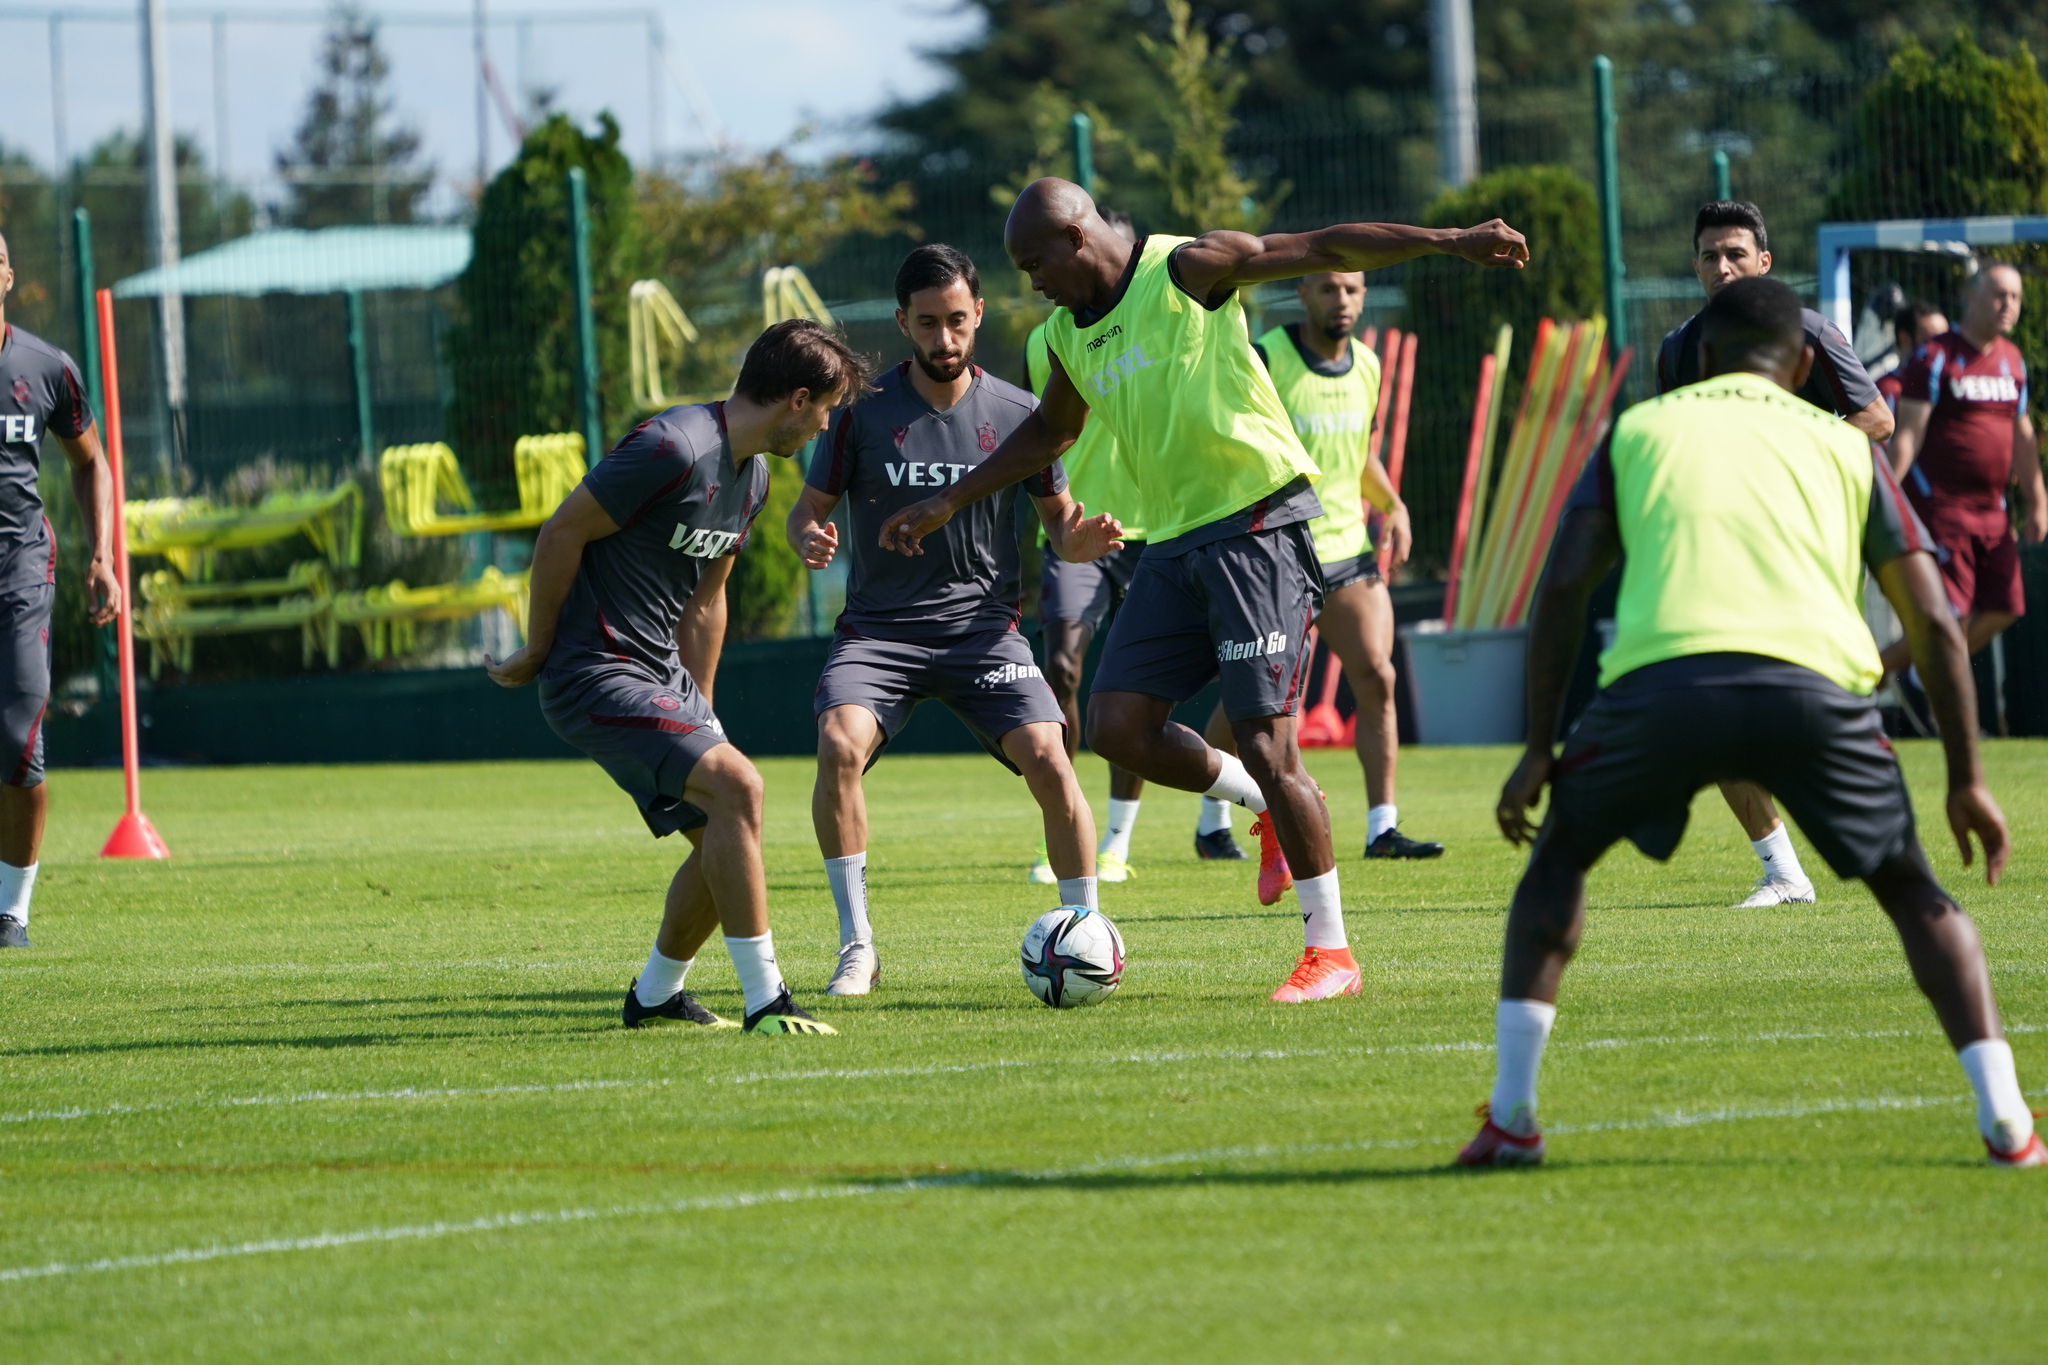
[0,860,36,926]
[635,947,692,1006]
[1100,798,1141,861]
[1057,876,1099,912]
[824,852,871,947]
[1490,998,1558,1137]
[1295,868,1347,949]
[1203,751,1268,815]
[1197,796,1233,835]
[1751,823,1809,884]
[1959,1039,2035,1151]
[725,932,786,1016]
[1367,804,1398,844]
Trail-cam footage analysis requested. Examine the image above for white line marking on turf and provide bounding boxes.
[3,1086,2017,1285]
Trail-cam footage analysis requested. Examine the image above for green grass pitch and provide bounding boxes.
[3,740,2046,1360]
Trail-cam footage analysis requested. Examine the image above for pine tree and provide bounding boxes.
[275,3,432,228]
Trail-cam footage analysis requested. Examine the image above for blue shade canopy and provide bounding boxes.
[112,226,473,299]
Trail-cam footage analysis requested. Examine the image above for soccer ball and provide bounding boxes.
[1021,906,1125,1008]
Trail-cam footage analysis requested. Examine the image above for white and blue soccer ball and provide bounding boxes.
[1021,906,1125,1008]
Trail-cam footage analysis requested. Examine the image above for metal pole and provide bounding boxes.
[347,290,374,464]
[647,17,664,167]
[74,209,101,417]
[1071,113,1095,197]
[473,0,490,190]
[212,12,231,180]
[1712,148,1730,201]
[1431,0,1480,187]
[48,17,68,172]
[141,0,185,478]
[567,167,602,461]
[1592,56,1628,362]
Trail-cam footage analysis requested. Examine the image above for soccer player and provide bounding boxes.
[486,320,861,1035]
[789,245,1122,997]
[1024,210,1170,878]
[1657,200,1895,909]
[0,232,122,949]
[1196,271,1443,862]
[1876,300,1948,414]
[880,180,1526,1003]
[1461,277,2035,1169]
[1880,262,2046,684]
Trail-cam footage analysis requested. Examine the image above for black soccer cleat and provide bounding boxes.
[1365,827,1446,860]
[743,989,838,1035]
[1194,828,1248,861]
[622,979,738,1029]
[0,915,28,948]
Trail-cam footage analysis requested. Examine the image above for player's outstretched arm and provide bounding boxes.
[1878,549,2009,884]
[486,486,619,688]
[677,553,733,705]
[1497,508,1620,845]
[57,425,120,626]
[877,356,1089,556]
[1033,491,1124,565]
[788,483,843,569]
[1173,220,1528,302]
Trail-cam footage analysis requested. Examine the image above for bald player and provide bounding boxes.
[880,179,1525,1004]
[0,232,122,948]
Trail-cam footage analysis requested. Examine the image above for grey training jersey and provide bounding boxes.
[544,401,770,682]
[1657,306,1880,418]
[807,363,1065,642]
[0,325,93,589]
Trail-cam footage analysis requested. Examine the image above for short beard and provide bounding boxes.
[1319,318,1352,342]
[912,342,973,385]
[765,413,821,458]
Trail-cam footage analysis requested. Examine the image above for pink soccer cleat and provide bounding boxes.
[1456,1104,1546,1167]
[1269,946,1361,1003]
[1248,815,1293,906]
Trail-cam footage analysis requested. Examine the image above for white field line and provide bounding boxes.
[5,1023,2037,1128]
[2,1087,2020,1286]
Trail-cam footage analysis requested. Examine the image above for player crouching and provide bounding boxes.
[1461,279,2035,1168]
[488,320,866,1035]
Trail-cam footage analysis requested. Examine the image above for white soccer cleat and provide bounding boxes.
[1028,846,1057,885]
[1735,875,1816,908]
[826,941,880,997]
[1098,851,1133,883]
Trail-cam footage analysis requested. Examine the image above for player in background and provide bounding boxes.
[881,180,1526,1003]
[487,320,861,1035]
[1876,300,1948,415]
[1657,201,1895,910]
[1881,262,2046,687]
[1464,277,2033,1168]
[1197,271,1444,862]
[0,232,122,949]
[1024,209,1173,879]
[789,245,1122,997]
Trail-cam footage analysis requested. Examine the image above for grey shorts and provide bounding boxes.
[1092,521,1324,723]
[1320,552,1383,594]
[0,583,52,789]
[540,664,728,837]
[1549,655,1913,879]
[1040,542,1146,632]
[815,625,1065,772]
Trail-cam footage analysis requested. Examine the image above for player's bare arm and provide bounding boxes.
[1497,507,1622,845]
[676,552,732,705]
[1889,398,1932,478]
[2014,411,2046,544]
[56,424,120,625]
[1845,395,1895,443]
[788,483,843,569]
[877,355,1087,555]
[485,485,619,687]
[1170,221,1528,306]
[1031,489,1124,565]
[1876,548,2009,883]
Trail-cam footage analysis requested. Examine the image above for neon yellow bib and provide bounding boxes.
[1026,321,1147,542]
[1258,325,1380,562]
[1602,372,1884,695]
[1043,237,1318,543]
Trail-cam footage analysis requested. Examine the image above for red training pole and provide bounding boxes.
[1441,351,1498,626]
[95,289,169,860]
[1377,332,1418,576]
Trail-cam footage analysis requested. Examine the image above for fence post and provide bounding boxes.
[1592,56,1628,364]
[347,289,374,464]
[567,166,603,461]
[72,207,102,416]
[1712,148,1731,201]
[1070,113,1095,196]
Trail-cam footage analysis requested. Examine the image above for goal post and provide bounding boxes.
[1818,215,2048,336]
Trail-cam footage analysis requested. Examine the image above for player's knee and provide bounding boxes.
[695,748,764,821]
[1358,658,1396,704]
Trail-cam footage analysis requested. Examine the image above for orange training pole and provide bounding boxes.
[95,289,169,860]
[1441,350,1498,625]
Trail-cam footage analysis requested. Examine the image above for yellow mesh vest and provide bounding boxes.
[1258,325,1380,562]
[1026,321,1147,541]
[1042,237,1319,543]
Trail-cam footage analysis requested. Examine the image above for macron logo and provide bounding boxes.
[0,415,39,444]
[668,525,741,558]
[974,661,1043,690]
[1950,374,2020,403]
[1216,631,1287,663]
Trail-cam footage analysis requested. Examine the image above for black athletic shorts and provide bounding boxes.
[540,663,728,837]
[1320,552,1383,594]
[1040,541,1145,632]
[0,583,53,788]
[1549,653,1913,879]
[814,625,1064,773]
[1092,520,1324,723]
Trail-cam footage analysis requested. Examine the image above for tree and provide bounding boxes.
[274,2,432,228]
[1136,0,1286,234]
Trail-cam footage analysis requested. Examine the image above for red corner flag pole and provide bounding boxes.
[95,288,169,860]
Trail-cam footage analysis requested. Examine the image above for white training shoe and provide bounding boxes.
[826,941,880,997]
[1028,845,1057,885]
[1735,875,1817,908]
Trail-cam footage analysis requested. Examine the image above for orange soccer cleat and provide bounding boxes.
[1269,945,1361,1003]
[1248,814,1293,905]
